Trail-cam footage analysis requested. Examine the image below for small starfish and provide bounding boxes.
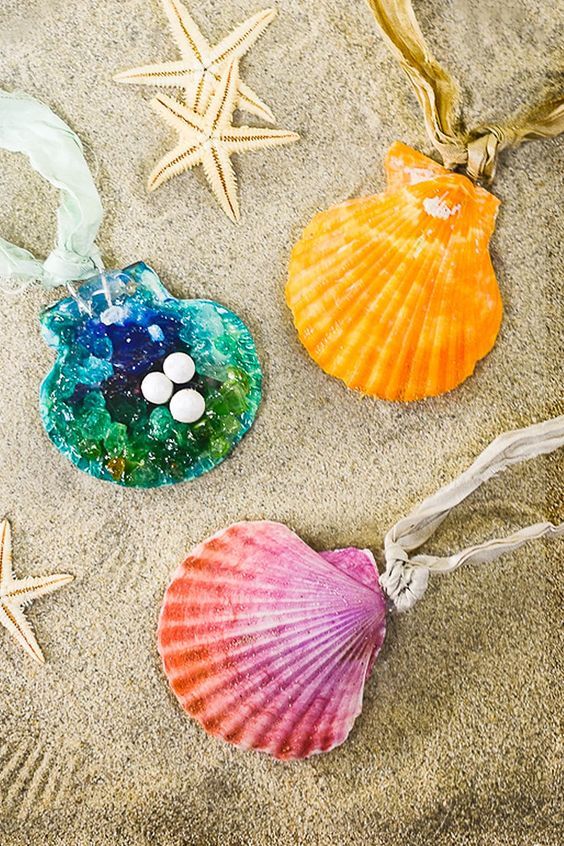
[0,519,73,664]
[148,59,299,222]
[114,0,276,122]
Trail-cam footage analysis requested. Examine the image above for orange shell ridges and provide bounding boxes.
[286,142,502,401]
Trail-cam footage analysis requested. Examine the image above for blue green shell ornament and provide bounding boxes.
[40,263,262,487]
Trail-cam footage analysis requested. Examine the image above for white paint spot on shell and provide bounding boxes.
[405,166,436,184]
[423,196,461,220]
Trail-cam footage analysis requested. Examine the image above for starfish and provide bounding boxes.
[114,0,276,123]
[148,59,299,222]
[0,519,73,664]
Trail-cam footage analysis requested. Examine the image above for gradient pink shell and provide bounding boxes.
[158,521,387,760]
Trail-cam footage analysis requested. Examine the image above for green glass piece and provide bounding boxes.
[149,406,175,441]
[105,422,128,456]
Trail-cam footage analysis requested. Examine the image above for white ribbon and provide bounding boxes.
[381,417,564,612]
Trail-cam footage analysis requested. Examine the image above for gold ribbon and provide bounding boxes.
[366,0,564,182]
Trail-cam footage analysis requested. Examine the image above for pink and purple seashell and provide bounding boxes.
[158,521,387,760]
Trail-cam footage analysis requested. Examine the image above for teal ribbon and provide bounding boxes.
[0,91,104,289]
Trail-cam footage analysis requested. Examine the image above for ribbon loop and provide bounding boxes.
[382,417,564,612]
[366,0,564,183]
[0,91,104,290]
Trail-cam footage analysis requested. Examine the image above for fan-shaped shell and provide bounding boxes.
[158,521,387,760]
[286,142,502,401]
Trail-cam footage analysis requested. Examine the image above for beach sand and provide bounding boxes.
[0,1,562,843]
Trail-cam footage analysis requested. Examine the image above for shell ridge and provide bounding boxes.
[247,528,388,599]
[425,182,489,394]
[402,189,471,398]
[171,603,371,706]
[161,594,360,620]
[162,594,377,704]
[165,572,371,601]
[289,228,383,316]
[180,609,372,754]
[188,607,370,744]
[225,614,379,758]
[414,199,466,396]
[162,602,367,669]
[310,211,430,369]
[443,190,477,390]
[168,598,380,756]
[352,210,451,392]
[262,612,383,758]
[467,204,501,367]
[298,196,383,245]
[316,208,439,384]
[311,198,440,341]
[306,619,384,752]
[271,657,361,758]
[314,623,386,754]
[288,195,400,302]
[171,524,383,602]
[373,212,453,394]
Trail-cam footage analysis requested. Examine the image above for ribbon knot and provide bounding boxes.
[465,126,506,183]
[380,540,429,613]
[44,245,103,287]
[383,540,408,566]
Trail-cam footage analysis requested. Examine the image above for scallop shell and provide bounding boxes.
[286,142,502,401]
[158,521,387,760]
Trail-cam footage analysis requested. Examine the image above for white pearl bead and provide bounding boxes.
[141,371,173,405]
[163,352,196,384]
[169,389,206,423]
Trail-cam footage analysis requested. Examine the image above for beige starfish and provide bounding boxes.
[0,519,73,664]
[148,59,299,222]
[114,0,276,122]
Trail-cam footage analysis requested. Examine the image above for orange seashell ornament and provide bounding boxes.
[287,142,502,401]
[286,0,564,402]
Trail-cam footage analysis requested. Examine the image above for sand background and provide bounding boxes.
[0,0,562,843]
